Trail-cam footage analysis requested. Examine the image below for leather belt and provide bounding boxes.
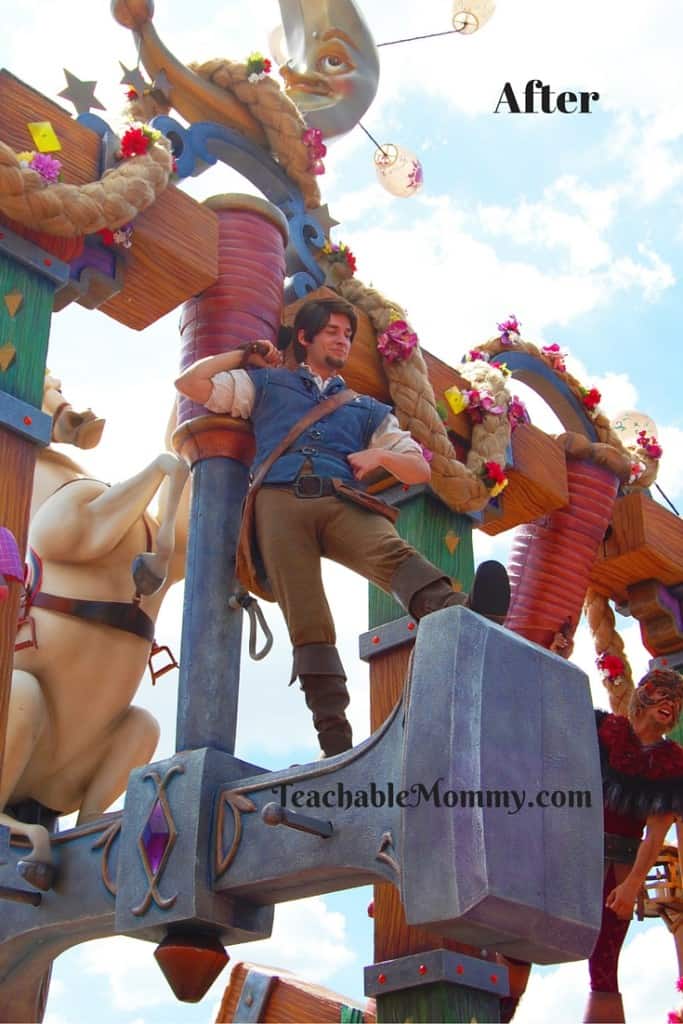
[604,833,640,864]
[292,475,337,498]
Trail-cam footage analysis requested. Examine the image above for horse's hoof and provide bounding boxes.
[17,858,56,891]
[132,555,165,596]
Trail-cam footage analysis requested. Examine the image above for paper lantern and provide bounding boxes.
[452,0,496,34]
[612,410,659,450]
[374,144,423,198]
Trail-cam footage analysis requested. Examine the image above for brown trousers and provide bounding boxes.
[255,488,416,647]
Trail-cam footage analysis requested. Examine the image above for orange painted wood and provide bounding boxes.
[0,70,100,185]
[100,188,218,331]
[217,961,376,1023]
[590,492,683,604]
[0,431,36,774]
[627,579,683,657]
[173,416,256,467]
[479,426,569,537]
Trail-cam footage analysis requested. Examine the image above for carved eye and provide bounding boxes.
[317,52,353,75]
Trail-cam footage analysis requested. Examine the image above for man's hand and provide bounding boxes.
[245,340,283,368]
[605,881,638,920]
[347,449,385,481]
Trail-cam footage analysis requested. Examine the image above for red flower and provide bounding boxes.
[582,386,601,411]
[126,88,138,100]
[98,228,115,246]
[484,461,506,484]
[345,251,357,273]
[598,653,625,681]
[120,127,150,159]
[263,58,272,73]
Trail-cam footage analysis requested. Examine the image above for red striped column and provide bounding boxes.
[177,193,287,437]
[505,459,619,649]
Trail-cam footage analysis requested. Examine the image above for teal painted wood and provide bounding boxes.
[0,253,55,407]
[369,492,474,628]
[376,981,499,1023]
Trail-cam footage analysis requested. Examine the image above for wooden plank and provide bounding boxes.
[99,188,218,330]
[217,961,376,1023]
[479,426,569,537]
[0,70,100,185]
[590,492,683,603]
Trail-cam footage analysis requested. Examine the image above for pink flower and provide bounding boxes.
[667,1012,682,1024]
[29,152,62,184]
[542,343,567,373]
[508,395,529,430]
[466,349,490,363]
[677,978,683,994]
[497,315,521,345]
[420,444,433,463]
[480,394,504,415]
[377,319,418,363]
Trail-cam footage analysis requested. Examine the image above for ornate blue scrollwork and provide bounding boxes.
[151,116,328,300]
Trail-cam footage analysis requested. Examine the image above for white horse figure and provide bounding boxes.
[0,379,189,890]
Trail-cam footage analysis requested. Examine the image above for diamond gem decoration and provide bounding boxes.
[141,798,171,874]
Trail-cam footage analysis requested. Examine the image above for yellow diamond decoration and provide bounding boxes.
[27,121,62,153]
[3,291,23,318]
[0,344,17,372]
[444,530,460,555]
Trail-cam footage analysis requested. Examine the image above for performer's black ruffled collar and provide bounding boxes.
[596,710,683,819]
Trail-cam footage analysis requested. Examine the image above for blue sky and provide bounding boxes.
[4,1,683,1021]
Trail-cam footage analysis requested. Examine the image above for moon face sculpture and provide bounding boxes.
[278,0,380,140]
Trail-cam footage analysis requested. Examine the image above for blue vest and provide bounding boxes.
[247,366,392,485]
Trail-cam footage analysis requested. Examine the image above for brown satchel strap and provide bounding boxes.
[250,387,358,490]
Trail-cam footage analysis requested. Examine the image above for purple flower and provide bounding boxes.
[377,319,418,363]
[407,160,423,189]
[29,152,62,185]
[420,444,433,463]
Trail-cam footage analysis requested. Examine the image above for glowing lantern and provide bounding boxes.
[374,144,423,198]
[612,410,659,451]
[452,0,496,34]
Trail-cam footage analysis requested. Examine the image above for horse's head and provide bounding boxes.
[42,370,106,450]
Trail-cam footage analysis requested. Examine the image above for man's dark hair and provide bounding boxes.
[291,298,358,363]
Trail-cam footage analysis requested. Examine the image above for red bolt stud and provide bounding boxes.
[456,964,464,975]
[43,258,52,266]
[407,621,415,631]
[378,973,387,985]
[490,974,498,985]
[23,416,32,426]
[367,900,374,918]
[372,635,380,645]
[418,964,427,976]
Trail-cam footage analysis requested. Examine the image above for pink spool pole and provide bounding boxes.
[505,459,619,649]
[177,194,288,428]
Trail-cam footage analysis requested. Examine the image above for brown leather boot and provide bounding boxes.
[583,990,625,1023]
[391,554,510,624]
[293,644,353,757]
